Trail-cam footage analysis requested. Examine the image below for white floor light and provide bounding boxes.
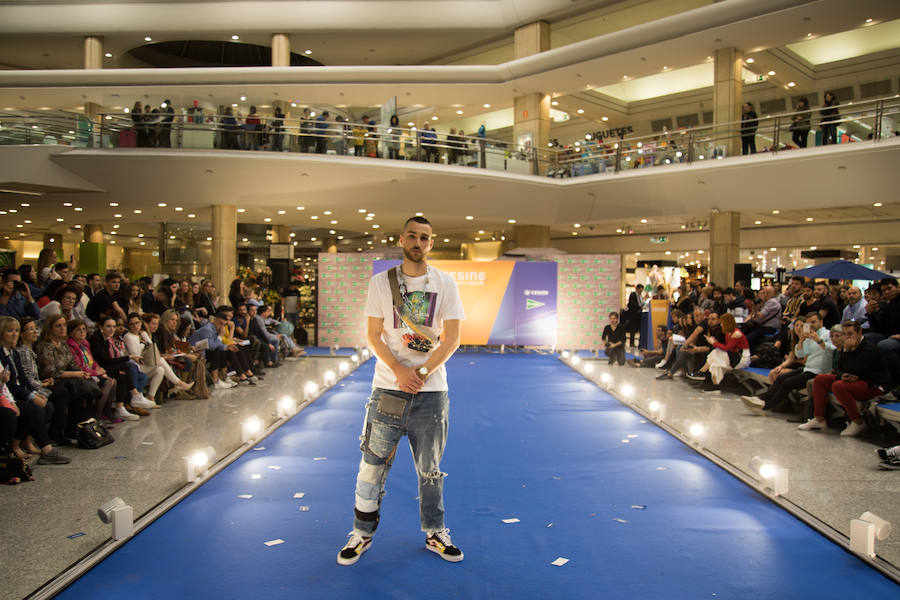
[97,497,133,541]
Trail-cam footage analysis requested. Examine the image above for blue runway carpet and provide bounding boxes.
[58,354,898,599]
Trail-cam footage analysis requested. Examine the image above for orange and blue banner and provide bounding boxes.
[374,260,557,346]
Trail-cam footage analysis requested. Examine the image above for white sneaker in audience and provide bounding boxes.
[213,380,235,390]
[116,405,140,421]
[131,395,157,409]
[797,418,825,431]
[840,421,867,437]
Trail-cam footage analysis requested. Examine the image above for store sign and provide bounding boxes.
[591,125,634,140]
[649,236,668,244]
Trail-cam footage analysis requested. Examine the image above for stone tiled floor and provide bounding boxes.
[1,354,364,600]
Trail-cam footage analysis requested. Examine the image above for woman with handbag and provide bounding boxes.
[155,309,208,397]
[64,318,132,422]
[0,317,70,465]
[17,316,71,446]
[127,313,193,400]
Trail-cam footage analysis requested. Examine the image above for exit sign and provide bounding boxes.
[650,236,668,244]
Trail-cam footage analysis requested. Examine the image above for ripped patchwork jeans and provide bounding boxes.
[353,387,449,536]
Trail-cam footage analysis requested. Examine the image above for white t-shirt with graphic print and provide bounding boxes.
[364,265,465,392]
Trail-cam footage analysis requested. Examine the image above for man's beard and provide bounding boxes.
[403,247,425,263]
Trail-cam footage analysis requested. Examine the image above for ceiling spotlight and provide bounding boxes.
[787,81,796,87]
[767,70,776,76]
[576,109,584,114]
[432,116,438,121]
[304,49,312,55]
[456,110,463,115]
[601,116,609,121]
[144,36,152,42]
[240,96,247,102]
[508,219,516,224]
[465,215,474,220]
[104,52,112,58]
[873,202,883,207]
[746,57,755,63]
[482,104,491,109]
[551,100,559,106]
[231,34,239,40]
[805,217,814,222]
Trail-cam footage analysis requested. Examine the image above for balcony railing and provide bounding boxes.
[1,94,898,179]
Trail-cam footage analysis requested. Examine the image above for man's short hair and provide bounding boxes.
[105,272,121,282]
[635,284,644,290]
[802,282,814,291]
[54,262,68,271]
[790,275,804,283]
[880,277,899,287]
[214,308,232,320]
[139,276,153,285]
[804,311,821,321]
[723,287,735,296]
[841,320,862,333]
[57,285,79,300]
[734,280,747,288]
[403,216,432,231]
[814,281,828,288]
[1,268,18,281]
[830,324,843,334]
[609,311,618,318]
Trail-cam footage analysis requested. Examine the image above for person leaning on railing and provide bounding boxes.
[820,91,840,145]
[790,97,811,148]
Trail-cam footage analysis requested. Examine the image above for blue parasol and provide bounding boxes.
[787,259,893,280]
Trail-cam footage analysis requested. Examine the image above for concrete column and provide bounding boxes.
[713,47,743,158]
[84,36,103,70]
[211,205,237,303]
[513,225,550,249]
[709,211,740,288]
[272,33,290,67]
[271,224,290,244]
[79,224,106,274]
[83,224,104,243]
[513,22,550,152]
[323,239,337,254]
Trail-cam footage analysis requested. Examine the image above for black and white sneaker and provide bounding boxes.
[426,529,464,562]
[878,456,900,470]
[877,446,900,470]
[686,372,706,381]
[337,531,372,566]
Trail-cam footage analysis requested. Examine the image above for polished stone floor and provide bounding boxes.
[569,354,900,571]
[1,354,364,600]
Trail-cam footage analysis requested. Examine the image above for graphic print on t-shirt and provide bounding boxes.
[393,291,437,329]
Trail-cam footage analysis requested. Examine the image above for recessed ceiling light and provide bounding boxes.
[329,229,336,234]
[872,247,879,252]
[787,81,796,87]
[113,224,120,229]
[805,217,814,221]
[810,246,817,250]
[365,216,373,221]
[415,212,424,216]
[662,65,669,70]
[601,116,609,121]
[640,218,648,223]
[772,209,780,214]
[576,109,584,114]
[138,233,144,237]
[456,110,464,115]
[465,215,474,220]
[206,237,213,241]
[110,202,119,207]
[551,100,559,106]
[573,223,581,228]
[372,224,380,229]
[104,52,112,58]
[231,34,239,40]
[237,208,245,213]
[304,49,312,55]
[15,224,22,228]
[865,18,873,23]
[56,217,64,222]
[297,206,305,210]
[63,202,72,207]
[431,116,438,121]
[330,220,338,224]
[240,96,246,102]
[873,202,883,207]
[746,58,754,63]
[323,210,332,215]
[264,217,271,222]
[187,213,196,218]
[754,220,762,224]
[114,213,122,218]
[158,202,167,207]
[144,36,152,42]
[278,210,286,214]
[232,103,238,107]
[311,215,318,220]
[478,230,485,234]
[767,70,776,76]
[133,209,142,214]
[571,231,578,235]
[367,213,374,217]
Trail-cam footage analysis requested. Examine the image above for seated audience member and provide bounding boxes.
[217,305,263,376]
[260,304,304,358]
[698,287,715,312]
[155,309,203,386]
[18,264,43,299]
[248,300,280,368]
[90,316,155,414]
[841,286,867,329]
[798,282,820,317]
[763,317,808,384]
[864,277,900,393]
[601,311,627,366]
[123,312,173,403]
[39,284,86,325]
[195,279,218,320]
[743,285,782,350]
[231,303,262,372]
[688,313,750,392]
[138,312,194,398]
[0,268,40,319]
[798,320,890,436]
[0,317,70,465]
[67,318,133,422]
[189,309,254,389]
[742,312,834,415]
[711,287,726,316]
[723,288,747,321]
[657,309,721,379]
[86,272,127,324]
[629,325,669,368]
[814,281,841,328]
[15,317,56,423]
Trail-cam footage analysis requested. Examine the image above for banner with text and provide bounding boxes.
[373,260,557,346]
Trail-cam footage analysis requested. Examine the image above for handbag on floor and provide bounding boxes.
[190,357,209,399]
[77,418,115,450]
[0,452,34,484]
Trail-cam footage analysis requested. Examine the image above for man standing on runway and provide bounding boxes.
[337,216,465,566]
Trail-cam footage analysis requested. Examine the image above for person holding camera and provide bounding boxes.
[0,269,40,320]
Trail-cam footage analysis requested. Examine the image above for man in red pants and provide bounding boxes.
[798,320,890,436]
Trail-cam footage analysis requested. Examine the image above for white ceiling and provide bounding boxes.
[786,18,900,65]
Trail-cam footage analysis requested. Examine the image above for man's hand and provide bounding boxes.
[41,378,53,387]
[227,344,239,352]
[393,365,424,394]
[841,373,859,382]
[33,393,47,408]
[97,367,107,376]
[866,300,879,314]
[268,344,275,352]
[22,286,33,302]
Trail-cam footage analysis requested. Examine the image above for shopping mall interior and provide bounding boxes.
[2,1,900,598]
